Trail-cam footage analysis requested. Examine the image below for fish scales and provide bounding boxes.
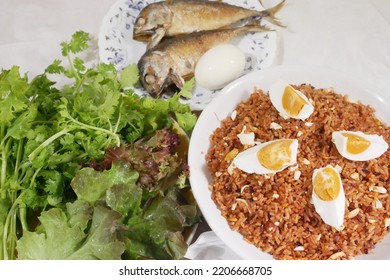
[166,1,261,36]
[138,25,270,97]
[133,0,285,48]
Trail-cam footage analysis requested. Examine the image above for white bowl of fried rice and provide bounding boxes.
[188,65,390,260]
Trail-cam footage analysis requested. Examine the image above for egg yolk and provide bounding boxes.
[282,86,308,117]
[313,166,341,201]
[257,140,293,170]
[342,133,371,154]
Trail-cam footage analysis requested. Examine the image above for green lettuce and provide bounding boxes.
[125,187,198,260]
[69,132,200,260]
[1,31,199,260]
[71,164,139,204]
[16,200,126,260]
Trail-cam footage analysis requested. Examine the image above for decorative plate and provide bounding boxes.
[98,0,278,110]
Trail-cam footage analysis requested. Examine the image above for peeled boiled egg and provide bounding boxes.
[332,130,389,161]
[195,44,245,90]
[312,165,345,229]
[269,80,314,120]
[233,139,298,175]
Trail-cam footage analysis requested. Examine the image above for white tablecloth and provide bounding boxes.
[1,0,390,260]
[2,0,390,91]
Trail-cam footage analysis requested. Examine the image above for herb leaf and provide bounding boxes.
[120,64,139,88]
[60,31,90,56]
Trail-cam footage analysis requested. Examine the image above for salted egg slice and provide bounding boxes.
[312,165,345,229]
[269,80,314,120]
[233,139,298,175]
[332,130,388,161]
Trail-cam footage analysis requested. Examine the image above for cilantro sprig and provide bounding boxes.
[0,31,197,260]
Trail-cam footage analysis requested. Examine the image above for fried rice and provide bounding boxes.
[206,84,390,260]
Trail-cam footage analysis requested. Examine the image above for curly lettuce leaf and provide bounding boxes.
[72,161,143,218]
[70,133,200,260]
[16,200,126,260]
[106,183,142,218]
[68,204,126,260]
[125,188,199,260]
[71,163,139,203]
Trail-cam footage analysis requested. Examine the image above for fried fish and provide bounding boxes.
[138,24,271,97]
[133,0,285,49]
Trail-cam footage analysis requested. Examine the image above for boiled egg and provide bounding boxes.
[269,80,314,120]
[233,139,298,175]
[332,130,389,161]
[312,165,345,229]
[195,44,245,90]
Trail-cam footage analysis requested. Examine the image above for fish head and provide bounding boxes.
[133,3,173,42]
[138,51,183,97]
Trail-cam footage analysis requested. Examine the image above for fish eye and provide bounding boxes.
[145,74,155,85]
[136,17,146,27]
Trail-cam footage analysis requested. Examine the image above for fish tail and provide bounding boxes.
[241,22,275,33]
[258,0,286,28]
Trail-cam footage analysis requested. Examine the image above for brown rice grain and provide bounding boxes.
[207,84,390,260]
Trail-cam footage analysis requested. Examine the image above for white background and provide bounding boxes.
[1,0,390,93]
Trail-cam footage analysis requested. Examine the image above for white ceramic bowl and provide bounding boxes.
[188,65,390,260]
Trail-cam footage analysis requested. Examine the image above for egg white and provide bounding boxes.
[269,80,314,120]
[312,165,346,229]
[194,44,245,90]
[332,130,389,161]
[233,139,298,175]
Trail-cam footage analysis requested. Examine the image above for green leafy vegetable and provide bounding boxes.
[16,201,126,260]
[70,131,200,260]
[0,31,199,260]
[178,77,195,99]
[60,31,90,56]
[71,164,139,204]
[125,188,197,260]
[120,64,139,89]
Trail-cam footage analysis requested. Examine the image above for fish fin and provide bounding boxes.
[169,69,185,89]
[147,27,166,49]
[243,22,275,33]
[259,0,286,28]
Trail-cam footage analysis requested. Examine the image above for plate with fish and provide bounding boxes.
[98,0,285,110]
